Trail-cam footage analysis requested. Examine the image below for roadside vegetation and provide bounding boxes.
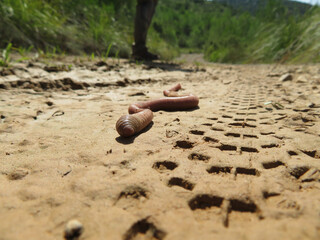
[0,0,319,63]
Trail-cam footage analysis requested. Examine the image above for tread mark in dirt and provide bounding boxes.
[289,166,310,179]
[263,191,281,199]
[234,118,245,121]
[243,134,258,139]
[207,117,218,120]
[262,161,285,169]
[188,194,224,210]
[175,140,194,149]
[189,130,205,135]
[153,161,178,171]
[211,127,224,131]
[123,218,166,240]
[287,150,298,156]
[261,143,279,149]
[229,199,257,213]
[236,167,259,176]
[229,122,256,128]
[188,153,211,162]
[225,132,241,137]
[301,150,320,159]
[260,131,275,135]
[217,144,237,151]
[203,136,219,143]
[167,177,195,191]
[207,166,232,174]
[117,186,149,201]
[240,147,259,153]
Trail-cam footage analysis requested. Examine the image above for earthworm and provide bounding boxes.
[163,83,182,97]
[116,84,199,137]
[116,109,154,138]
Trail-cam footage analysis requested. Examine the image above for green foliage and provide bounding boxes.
[203,1,320,63]
[105,43,113,59]
[0,43,12,67]
[289,7,320,63]
[0,0,319,63]
[0,0,65,49]
[243,6,320,63]
[0,0,135,57]
[12,45,33,57]
[151,0,319,63]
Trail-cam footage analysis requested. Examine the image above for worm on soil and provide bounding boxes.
[116,109,154,138]
[163,83,182,97]
[116,84,199,137]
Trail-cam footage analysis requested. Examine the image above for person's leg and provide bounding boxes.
[132,0,158,60]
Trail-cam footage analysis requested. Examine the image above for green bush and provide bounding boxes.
[0,0,319,63]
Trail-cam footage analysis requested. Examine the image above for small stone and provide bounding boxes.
[279,73,293,82]
[64,219,83,240]
[296,75,307,83]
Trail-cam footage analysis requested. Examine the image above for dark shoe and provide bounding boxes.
[132,44,159,61]
[132,51,159,61]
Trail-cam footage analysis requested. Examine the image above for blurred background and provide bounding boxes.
[0,0,319,63]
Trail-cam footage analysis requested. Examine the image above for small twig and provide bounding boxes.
[62,165,72,177]
[47,110,64,120]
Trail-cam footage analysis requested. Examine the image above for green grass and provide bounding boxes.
[0,0,319,63]
[244,7,320,63]
[0,0,134,57]
[0,43,12,67]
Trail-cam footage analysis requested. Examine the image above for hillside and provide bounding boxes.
[152,0,320,63]
[212,0,312,14]
[0,0,319,63]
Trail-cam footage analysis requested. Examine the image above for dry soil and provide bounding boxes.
[0,57,320,240]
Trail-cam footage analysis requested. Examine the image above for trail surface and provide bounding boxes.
[1,57,320,240]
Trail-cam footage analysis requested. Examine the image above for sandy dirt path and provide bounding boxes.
[1,58,320,240]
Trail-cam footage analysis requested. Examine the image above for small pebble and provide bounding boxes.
[64,219,83,240]
[279,73,293,82]
[296,75,307,83]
